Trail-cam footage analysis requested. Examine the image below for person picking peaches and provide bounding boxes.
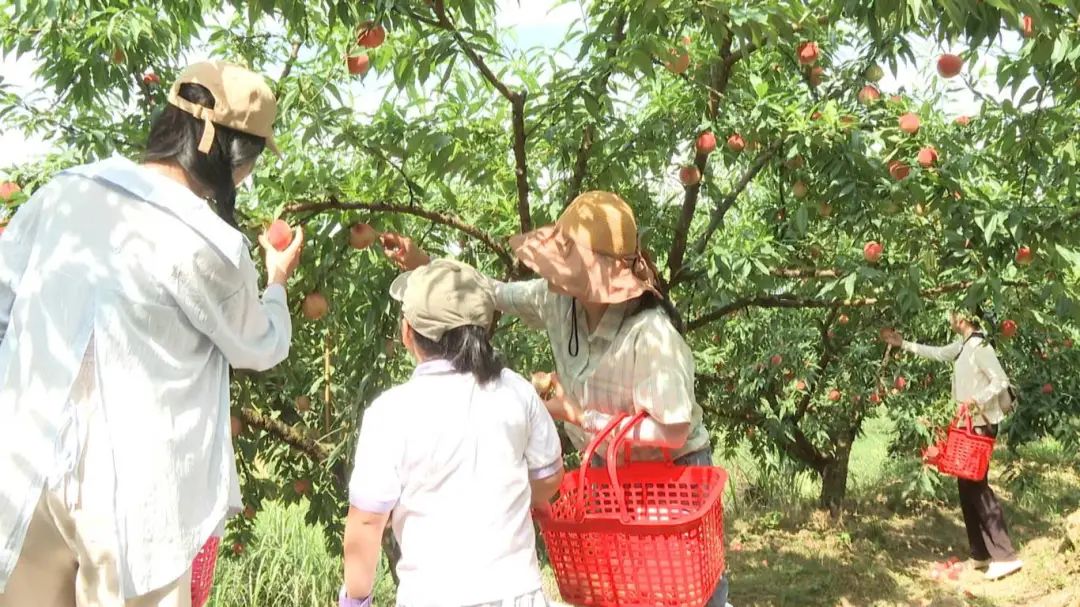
[881,316,1022,581]
[381,190,731,606]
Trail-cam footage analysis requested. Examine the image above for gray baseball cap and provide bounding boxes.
[389,259,496,341]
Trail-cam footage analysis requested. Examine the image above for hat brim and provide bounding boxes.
[265,134,281,158]
[389,271,412,301]
[509,226,660,304]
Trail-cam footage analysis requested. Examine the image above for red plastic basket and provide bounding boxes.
[538,412,727,607]
[933,406,995,481]
[190,536,221,607]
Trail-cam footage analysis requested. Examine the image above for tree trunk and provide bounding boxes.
[818,433,854,517]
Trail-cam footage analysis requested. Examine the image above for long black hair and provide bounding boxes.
[412,325,504,385]
[143,83,266,227]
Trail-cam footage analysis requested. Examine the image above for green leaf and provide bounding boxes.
[843,273,858,299]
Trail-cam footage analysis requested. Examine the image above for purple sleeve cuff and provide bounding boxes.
[528,459,563,481]
[339,586,372,607]
[347,491,398,513]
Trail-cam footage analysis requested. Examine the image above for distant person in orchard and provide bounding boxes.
[882,312,1023,581]
[341,259,563,607]
[0,61,303,606]
[381,190,732,606]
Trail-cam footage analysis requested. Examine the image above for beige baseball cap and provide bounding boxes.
[389,259,496,341]
[167,61,280,156]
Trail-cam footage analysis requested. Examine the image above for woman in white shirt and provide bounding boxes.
[0,62,303,607]
[381,191,730,607]
[883,312,1022,581]
[341,259,564,607]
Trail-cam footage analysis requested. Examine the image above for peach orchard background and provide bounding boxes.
[1,0,1079,556]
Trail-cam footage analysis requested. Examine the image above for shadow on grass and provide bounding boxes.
[725,468,1078,607]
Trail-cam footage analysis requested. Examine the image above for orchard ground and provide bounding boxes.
[211,412,1080,607]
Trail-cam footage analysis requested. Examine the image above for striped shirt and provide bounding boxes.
[494,279,709,460]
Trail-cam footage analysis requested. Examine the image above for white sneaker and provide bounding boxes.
[968,558,991,570]
[984,559,1023,580]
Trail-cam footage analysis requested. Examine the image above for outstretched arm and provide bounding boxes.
[900,339,963,363]
[883,328,961,362]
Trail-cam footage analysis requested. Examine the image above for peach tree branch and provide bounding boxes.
[285,198,516,272]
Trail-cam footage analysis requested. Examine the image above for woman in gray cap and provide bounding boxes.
[341,259,563,607]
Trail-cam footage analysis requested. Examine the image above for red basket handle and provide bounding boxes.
[951,403,975,433]
[574,412,631,520]
[605,411,655,523]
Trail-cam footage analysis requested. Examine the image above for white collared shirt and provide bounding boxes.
[348,360,562,607]
[493,279,710,460]
[0,156,292,597]
[902,334,1011,425]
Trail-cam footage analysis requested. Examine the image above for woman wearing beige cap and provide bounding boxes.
[382,190,731,606]
[0,61,302,606]
[341,259,564,607]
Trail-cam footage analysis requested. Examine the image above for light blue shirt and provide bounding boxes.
[0,157,292,597]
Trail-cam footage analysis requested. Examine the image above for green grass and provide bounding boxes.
[209,418,1080,606]
[718,424,1080,606]
[207,501,396,607]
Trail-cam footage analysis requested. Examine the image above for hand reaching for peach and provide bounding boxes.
[380,232,430,271]
[879,327,903,347]
[531,371,556,400]
[532,372,583,427]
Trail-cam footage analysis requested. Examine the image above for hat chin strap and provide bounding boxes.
[167,96,217,154]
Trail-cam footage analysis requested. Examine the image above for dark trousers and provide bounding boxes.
[957,424,1017,561]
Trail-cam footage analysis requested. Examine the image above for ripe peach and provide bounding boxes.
[665,47,691,74]
[696,132,717,155]
[266,219,293,251]
[937,53,963,78]
[917,146,938,168]
[0,181,21,201]
[531,372,554,399]
[349,223,378,249]
[898,113,920,135]
[302,292,329,320]
[793,180,809,199]
[293,478,312,495]
[679,166,701,186]
[857,85,880,105]
[797,41,820,66]
[347,55,371,75]
[863,241,883,263]
[888,160,910,181]
[357,22,386,48]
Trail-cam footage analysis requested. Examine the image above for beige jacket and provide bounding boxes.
[901,333,1011,425]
